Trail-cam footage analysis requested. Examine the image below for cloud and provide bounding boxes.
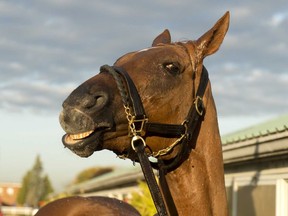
[267,12,288,27]
[0,0,287,117]
[210,63,288,116]
[0,78,74,113]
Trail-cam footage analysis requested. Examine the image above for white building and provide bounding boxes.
[222,114,288,216]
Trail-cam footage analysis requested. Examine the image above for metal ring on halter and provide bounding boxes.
[131,135,146,151]
[194,96,204,116]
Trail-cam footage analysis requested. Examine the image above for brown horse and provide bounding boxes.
[57,12,230,216]
[35,196,140,216]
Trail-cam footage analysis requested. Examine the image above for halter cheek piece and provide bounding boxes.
[100,64,209,216]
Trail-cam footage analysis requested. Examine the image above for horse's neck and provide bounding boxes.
[165,86,228,216]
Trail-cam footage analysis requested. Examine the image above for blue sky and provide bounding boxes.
[0,0,287,191]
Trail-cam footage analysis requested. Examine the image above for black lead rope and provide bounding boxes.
[158,160,178,216]
[133,139,168,216]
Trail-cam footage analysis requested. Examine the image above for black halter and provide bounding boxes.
[100,64,209,216]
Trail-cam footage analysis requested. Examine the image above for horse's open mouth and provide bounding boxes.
[62,128,108,157]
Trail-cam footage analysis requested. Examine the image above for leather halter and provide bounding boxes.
[100,64,209,216]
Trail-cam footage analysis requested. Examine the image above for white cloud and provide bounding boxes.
[0,79,75,113]
[232,7,252,20]
[9,62,25,71]
[210,62,288,116]
[267,12,288,27]
[0,0,287,117]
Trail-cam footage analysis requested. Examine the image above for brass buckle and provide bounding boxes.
[128,116,148,137]
[194,96,204,116]
[124,105,148,137]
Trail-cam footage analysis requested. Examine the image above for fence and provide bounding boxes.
[1,206,38,216]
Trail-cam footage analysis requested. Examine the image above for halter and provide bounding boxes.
[100,64,209,216]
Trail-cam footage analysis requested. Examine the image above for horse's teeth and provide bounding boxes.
[70,131,93,140]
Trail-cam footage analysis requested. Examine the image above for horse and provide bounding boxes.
[35,196,140,216]
[55,12,230,216]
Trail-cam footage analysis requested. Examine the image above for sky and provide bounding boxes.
[0,0,287,191]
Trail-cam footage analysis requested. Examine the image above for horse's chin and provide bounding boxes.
[62,130,105,157]
[101,134,138,161]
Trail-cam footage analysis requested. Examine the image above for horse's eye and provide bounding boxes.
[164,63,180,75]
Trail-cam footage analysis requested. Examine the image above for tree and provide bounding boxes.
[40,175,54,201]
[129,181,157,216]
[17,155,54,207]
[17,170,32,205]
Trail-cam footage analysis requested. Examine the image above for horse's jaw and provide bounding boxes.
[59,107,114,157]
[60,109,134,158]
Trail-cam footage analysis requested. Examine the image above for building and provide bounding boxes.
[64,166,144,201]
[0,182,21,206]
[0,183,39,215]
[222,114,288,216]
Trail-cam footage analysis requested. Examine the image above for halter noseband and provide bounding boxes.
[100,64,209,216]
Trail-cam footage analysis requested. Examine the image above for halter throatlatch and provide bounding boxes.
[100,64,209,216]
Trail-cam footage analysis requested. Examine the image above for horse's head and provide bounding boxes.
[59,12,229,160]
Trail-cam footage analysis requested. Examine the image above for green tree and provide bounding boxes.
[130,181,157,216]
[17,170,32,205]
[17,155,54,207]
[40,175,54,201]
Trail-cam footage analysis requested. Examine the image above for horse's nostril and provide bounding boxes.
[95,95,106,108]
[82,97,95,109]
[94,92,109,109]
[82,92,108,110]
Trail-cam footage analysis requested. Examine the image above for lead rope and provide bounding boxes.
[158,160,178,216]
[132,137,169,216]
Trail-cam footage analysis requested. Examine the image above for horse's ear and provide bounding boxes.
[196,11,230,59]
[152,29,171,46]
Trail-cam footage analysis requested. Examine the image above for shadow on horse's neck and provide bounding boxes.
[164,83,228,216]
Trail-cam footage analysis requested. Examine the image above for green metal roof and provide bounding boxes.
[221,114,288,145]
[66,166,143,194]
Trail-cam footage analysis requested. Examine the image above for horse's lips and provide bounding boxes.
[61,130,106,157]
